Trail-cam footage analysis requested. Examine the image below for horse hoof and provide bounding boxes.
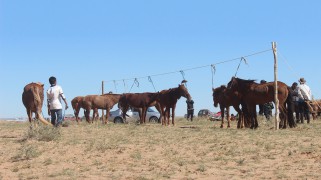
[220,125,223,128]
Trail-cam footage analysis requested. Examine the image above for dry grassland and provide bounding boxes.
[0,117,321,180]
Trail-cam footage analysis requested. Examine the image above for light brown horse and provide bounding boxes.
[22,82,51,126]
[82,94,121,124]
[307,100,321,120]
[157,82,191,126]
[119,92,159,124]
[71,96,84,123]
[227,77,295,129]
[71,96,99,123]
[212,85,249,128]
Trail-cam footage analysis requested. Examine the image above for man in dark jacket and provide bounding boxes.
[186,99,194,121]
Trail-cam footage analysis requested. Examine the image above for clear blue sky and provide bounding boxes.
[1,0,320,118]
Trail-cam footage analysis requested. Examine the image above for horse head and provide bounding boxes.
[178,83,191,100]
[212,85,226,107]
[118,94,130,119]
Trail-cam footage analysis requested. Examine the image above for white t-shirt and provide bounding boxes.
[47,85,66,110]
[298,84,312,101]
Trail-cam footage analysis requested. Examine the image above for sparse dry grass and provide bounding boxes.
[0,116,321,179]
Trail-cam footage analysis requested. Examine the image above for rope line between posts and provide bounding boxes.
[102,48,272,83]
[148,76,157,92]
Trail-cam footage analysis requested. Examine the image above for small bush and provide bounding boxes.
[12,144,41,161]
[24,126,61,142]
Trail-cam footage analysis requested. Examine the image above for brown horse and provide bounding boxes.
[71,96,84,123]
[227,77,295,129]
[119,92,159,124]
[22,82,51,126]
[307,100,321,120]
[157,82,191,126]
[71,96,99,123]
[82,94,121,124]
[212,85,249,128]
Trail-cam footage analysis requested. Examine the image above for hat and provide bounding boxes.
[260,80,267,83]
[299,78,306,83]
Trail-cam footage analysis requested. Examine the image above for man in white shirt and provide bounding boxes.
[47,76,69,127]
[297,77,312,123]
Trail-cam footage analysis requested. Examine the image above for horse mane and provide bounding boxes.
[235,77,256,84]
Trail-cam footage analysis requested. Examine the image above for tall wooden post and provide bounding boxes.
[101,81,105,122]
[272,42,279,130]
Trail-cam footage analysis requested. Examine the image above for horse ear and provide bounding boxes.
[181,80,187,84]
[212,88,214,92]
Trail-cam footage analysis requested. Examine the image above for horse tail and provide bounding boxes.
[31,85,51,126]
[286,86,295,128]
[31,86,41,112]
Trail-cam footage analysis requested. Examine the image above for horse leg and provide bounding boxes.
[105,108,110,124]
[279,105,286,129]
[26,109,32,124]
[84,108,91,123]
[220,106,224,128]
[234,106,240,128]
[142,107,147,124]
[254,109,258,129]
[249,106,255,129]
[74,105,79,123]
[138,108,143,124]
[160,105,165,125]
[172,104,176,126]
[166,108,170,126]
[155,103,162,123]
[227,106,230,128]
[234,105,243,128]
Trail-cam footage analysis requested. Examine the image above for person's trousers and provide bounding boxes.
[50,109,63,127]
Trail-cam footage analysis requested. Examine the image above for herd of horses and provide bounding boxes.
[23,80,191,127]
[22,77,319,129]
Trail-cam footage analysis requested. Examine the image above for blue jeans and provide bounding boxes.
[50,109,63,127]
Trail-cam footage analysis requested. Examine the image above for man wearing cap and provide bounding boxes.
[297,78,312,123]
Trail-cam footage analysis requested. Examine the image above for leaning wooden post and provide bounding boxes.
[272,42,279,130]
[101,81,105,122]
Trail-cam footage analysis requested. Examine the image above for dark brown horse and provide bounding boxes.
[212,85,250,128]
[22,82,51,126]
[157,82,191,126]
[227,77,295,129]
[82,94,121,124]
[119,92,159,124]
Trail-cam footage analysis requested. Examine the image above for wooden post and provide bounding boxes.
[101,81,105,122]
[272,42,279,130]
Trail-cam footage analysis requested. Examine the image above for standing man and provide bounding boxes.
[47,76,69,127]
[258,80,267,115]
[263,102,274,120]
[186,99,194,121]
[297,78,312,123]
[291,82,300,122]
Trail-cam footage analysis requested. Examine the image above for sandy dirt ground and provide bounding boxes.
[0,117,321,180]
